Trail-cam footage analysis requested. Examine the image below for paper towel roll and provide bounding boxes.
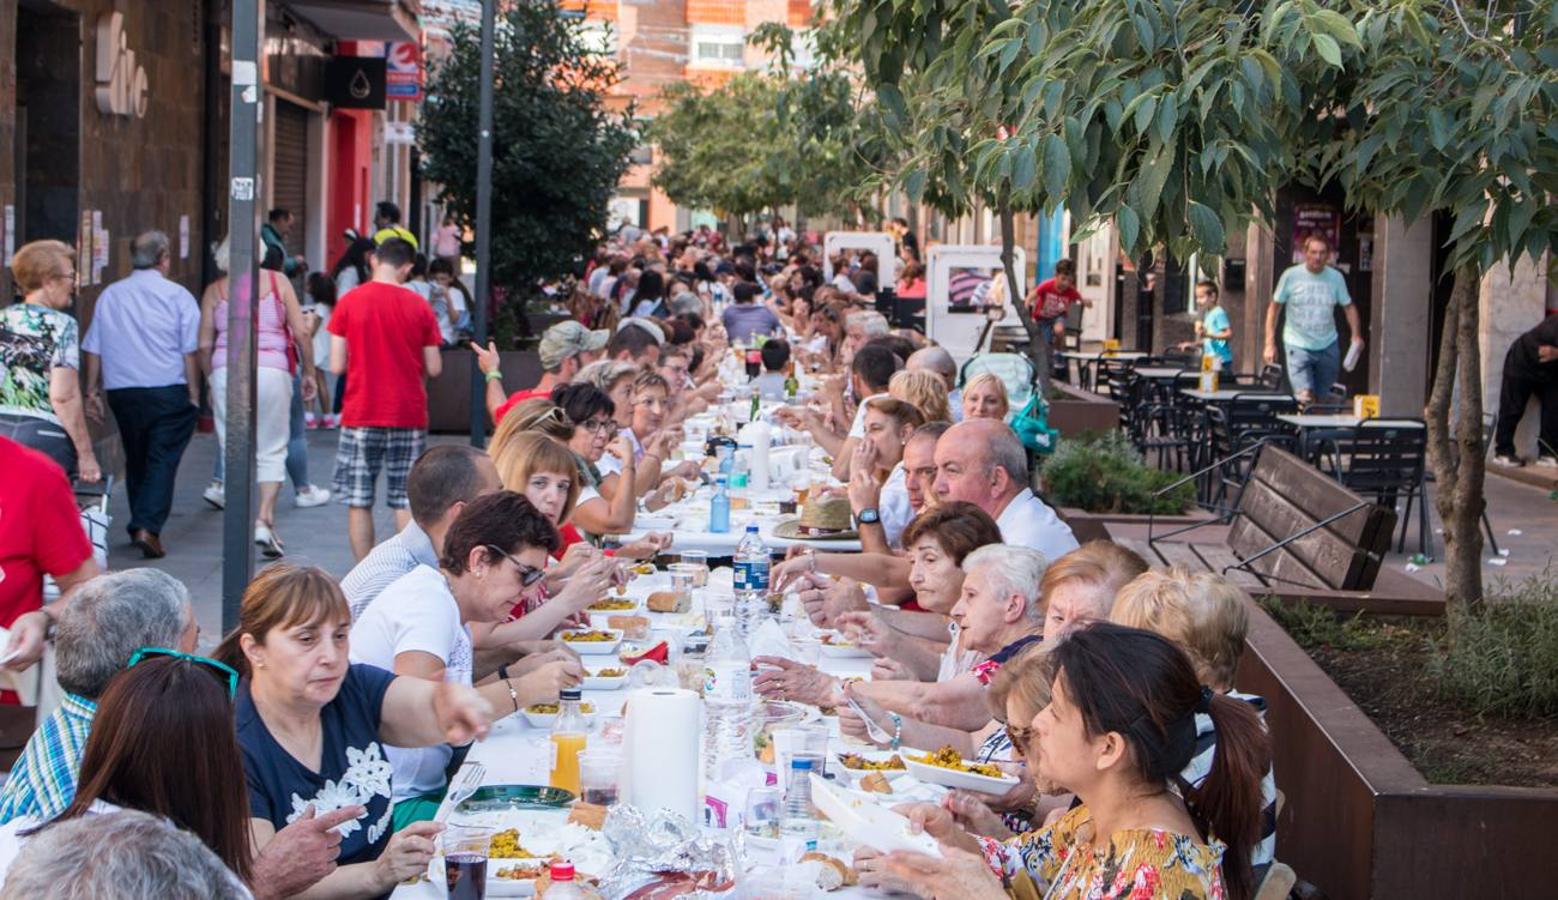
[622,687,701,822]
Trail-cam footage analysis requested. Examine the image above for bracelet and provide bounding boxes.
[889,712,903,750]
[484,370,503,382]
[505,679,520,713]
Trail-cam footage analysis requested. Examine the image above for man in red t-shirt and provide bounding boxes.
[1024,258,1092,372]
[0,437,99,676]
[327,238,444,560]
[478,320,609,425]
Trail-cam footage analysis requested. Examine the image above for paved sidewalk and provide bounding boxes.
[102,428,466,644]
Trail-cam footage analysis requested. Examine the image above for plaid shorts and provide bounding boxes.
[332,427,425,509]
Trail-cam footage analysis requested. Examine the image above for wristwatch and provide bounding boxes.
[856,507,880,525]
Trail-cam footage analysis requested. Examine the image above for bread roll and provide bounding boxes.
[647,590,689,613]
[802,853,857,890]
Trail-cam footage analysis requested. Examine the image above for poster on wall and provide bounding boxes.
[1291,204,1341,263]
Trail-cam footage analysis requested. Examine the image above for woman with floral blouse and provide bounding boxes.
[855,622,1271,900]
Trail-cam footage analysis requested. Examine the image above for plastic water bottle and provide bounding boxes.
[733,525,771,594]
[710,475,731,534]
[703,610,753,780]
[779,759,819,854]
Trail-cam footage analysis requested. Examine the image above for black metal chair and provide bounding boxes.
[1206,393,1299,507]
[1314,419,1431,556]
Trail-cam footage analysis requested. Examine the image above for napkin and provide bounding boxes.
[748,619,794,661]
[0,628,40,704]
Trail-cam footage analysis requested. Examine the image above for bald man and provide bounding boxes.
[907,346,963,421]
[932,418,1078,560]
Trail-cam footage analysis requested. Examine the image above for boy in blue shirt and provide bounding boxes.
[1180,280,1233,373]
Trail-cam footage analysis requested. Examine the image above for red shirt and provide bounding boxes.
[0,438,93,626]
[328,282,442,428]
[493,387,555,425]
[1029,277,1082,320]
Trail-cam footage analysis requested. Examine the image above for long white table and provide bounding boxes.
[391,572,885,898]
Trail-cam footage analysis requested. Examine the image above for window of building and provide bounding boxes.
[577,19,618,58]
[690,24,746,68]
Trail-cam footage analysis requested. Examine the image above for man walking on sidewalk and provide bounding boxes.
[81,231,200,559]
[328,238,443,561]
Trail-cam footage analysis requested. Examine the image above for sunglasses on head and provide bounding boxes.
[1005,722,1034,754]
[486,545,546,587]
[127,647,240,700]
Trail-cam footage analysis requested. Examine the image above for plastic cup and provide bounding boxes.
[577,750,622,807]
[441,825,494,900]
[681,550,710,587]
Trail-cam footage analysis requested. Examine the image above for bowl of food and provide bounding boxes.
[587,597,638,612]
[521,702,597,729]
[582,666,628,691]
[835,749,910,789]
[558,628,623,655]
[903,746,1020,794]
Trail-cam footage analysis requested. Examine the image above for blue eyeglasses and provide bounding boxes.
[127,647,240,699]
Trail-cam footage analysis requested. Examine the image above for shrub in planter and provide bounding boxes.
[1430,567,1558,718]
[1042,431,1195,515]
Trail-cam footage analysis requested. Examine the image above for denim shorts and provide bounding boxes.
[1285,340,1340,397]
[331,427,424,508]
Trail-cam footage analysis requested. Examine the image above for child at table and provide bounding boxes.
[1024,259,1092,372]
[1181,279,1234,374]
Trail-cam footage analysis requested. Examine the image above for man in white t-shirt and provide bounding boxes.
[932,418,1078,561]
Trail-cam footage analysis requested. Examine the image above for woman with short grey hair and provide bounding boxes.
[0,569,195,825]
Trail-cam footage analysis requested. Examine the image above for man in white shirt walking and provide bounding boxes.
[81,232,201,558]
[931,417,1079,561]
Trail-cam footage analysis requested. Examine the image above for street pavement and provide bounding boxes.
[99,428,1555,649]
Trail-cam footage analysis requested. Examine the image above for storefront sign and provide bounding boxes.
[325,56,387,110]
[95,12,149,118]
[1291,204,1341,263]
[386,42,424,102]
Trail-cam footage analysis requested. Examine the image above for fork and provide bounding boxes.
[842,691,893,746]
[423,762,487,883]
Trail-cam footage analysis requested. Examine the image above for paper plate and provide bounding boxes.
[520,704,599,729]
[808,773,942,857]
[817,635,873,658]
[904,756,1021,795]
[833,749,911,786]
[558,628,624,655]
[582,667,629,691]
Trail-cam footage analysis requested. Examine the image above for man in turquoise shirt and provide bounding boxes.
[1262,233,1365,404]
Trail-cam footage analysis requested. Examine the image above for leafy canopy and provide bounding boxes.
[419,1,636,298]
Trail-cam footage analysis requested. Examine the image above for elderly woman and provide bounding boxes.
[1,240,99,480]
[1041,540,1149,640]
[0,569,196,825]
[889,369,952,425]
[758,541,1048,758]
[574,360,639,430]
[350,492,587,828]
[961,372,1010,421]
[216,564,495,899]
[856,624,1269,900]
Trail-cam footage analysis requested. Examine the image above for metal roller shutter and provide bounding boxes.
[272,100,309,263]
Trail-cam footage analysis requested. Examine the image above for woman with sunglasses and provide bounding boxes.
[545,384,675,555]
[349,491,586,830]
[215,564,495,899]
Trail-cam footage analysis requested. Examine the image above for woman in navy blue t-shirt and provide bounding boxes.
[216,565,493,899]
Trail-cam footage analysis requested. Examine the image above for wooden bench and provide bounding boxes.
[1106,444,1445,616]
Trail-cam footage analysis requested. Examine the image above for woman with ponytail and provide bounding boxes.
[856,622,1269,900]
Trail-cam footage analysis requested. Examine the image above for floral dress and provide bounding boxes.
[977,804,1227,900]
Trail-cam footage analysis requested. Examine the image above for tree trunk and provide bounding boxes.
[1423,262,1485,609]
[998,196,1050,395]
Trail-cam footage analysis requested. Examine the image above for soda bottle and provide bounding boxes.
[549,688,588,795]
[546,860,585,899]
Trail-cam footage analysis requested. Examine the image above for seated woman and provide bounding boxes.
[857,623,1268,900]
[757,543,1047,752]
[1041,540,1149,640]
[0,656,255,889]
[1110,569,1278,883]
[961,373,1011,421]
[597,371,700,498]
[351,491,589,828]
[217,564,496,899]
[573,360,639,431]
[547,383,679,547]
[889,369,952,425]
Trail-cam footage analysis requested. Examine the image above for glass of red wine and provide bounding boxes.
[442,824,496,900]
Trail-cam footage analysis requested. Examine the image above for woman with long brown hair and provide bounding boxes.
[859,622,1270,900]
[0,656,253,884]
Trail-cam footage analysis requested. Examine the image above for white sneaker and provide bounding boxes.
[295,485,332,508]
[203,481,226,510]
[1493,453,1524,468]
[1534,456,1558,470]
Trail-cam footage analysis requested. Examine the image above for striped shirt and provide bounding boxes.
[0,693,96,824]
[341,521,440,620]
[1183,691,1277,876]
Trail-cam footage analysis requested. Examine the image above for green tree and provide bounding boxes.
[648,76,791,232]
[1315,1,1558,608]
[419,2,636,312]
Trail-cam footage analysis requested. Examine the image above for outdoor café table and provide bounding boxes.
[1274,413,1425,460]
[1057,349,1147,391]
[390,570,884,899]
[1179,387,1291,405]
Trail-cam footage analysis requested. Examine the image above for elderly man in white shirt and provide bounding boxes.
[931,417,1079,560]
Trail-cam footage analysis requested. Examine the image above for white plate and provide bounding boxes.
[581,668,628,691]
[558,628,623,655]
[520,704,599,729]
[443,810,611,897]
[817,638,872,659]
[904,756,1020,795]
[584,598,640,616]
[833,749,910,786]
[808,773,942,857]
